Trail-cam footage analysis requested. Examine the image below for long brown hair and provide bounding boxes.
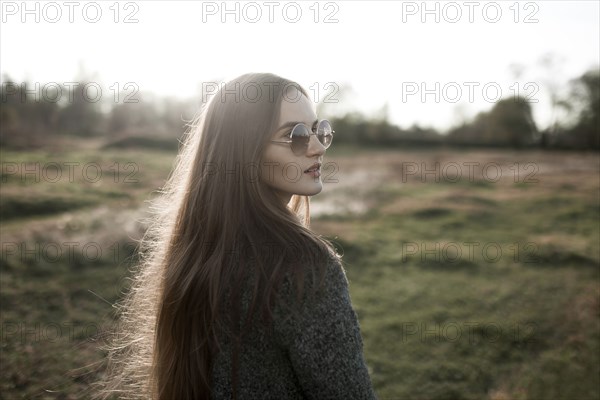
[97,73,338,399]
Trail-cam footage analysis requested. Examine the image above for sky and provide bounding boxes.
[1,0,599,131]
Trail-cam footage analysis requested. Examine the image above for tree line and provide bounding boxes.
[1,68,598,150]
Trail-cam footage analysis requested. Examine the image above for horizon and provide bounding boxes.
[1,0,599,132]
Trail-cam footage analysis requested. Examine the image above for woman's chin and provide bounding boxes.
[301,184,323,197]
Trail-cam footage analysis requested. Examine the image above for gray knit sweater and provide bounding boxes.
[210,257,378,399]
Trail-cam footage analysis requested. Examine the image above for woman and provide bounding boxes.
[99,73,377,399]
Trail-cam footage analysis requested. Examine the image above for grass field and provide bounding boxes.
[1,144,598,399]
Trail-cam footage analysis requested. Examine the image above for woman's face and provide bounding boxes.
[261,91,327,206]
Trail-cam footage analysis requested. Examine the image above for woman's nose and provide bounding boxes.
[306,134,326,157]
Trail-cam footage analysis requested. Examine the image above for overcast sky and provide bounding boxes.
[1,0,599,131]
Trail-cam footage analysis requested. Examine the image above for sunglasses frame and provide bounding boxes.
[270,119,334,155]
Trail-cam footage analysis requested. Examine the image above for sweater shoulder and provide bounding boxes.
[276,253,348,310]
[272,254,355,343]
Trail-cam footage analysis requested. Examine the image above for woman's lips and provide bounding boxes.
[304,168,321,177]
[304,162,322,173]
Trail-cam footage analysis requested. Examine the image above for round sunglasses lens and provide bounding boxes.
[317,120,333,148]
[291,124,310,154]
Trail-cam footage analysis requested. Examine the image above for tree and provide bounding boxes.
[486,97,538,147]
[57,82,103,136]
[1,75,61,148]
[565,69,600,149]
[447,97,537,147]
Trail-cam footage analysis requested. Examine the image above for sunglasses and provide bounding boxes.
[270,120,334,155]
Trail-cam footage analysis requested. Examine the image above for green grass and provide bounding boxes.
[1,146,599,399]
[315,148,599,399]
